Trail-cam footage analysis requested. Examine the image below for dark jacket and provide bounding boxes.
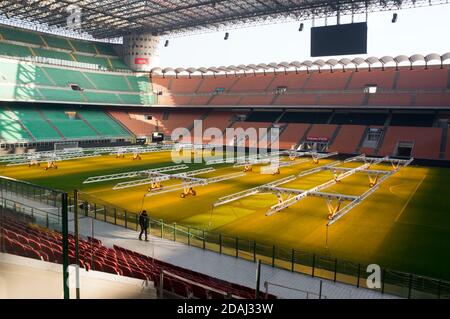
[139,213,149,229]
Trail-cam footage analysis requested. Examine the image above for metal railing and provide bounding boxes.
[264,281,326,299]
[73,193,450,300]
[0,175,70,299]
[0,53,133,73]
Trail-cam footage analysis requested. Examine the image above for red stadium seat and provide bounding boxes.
[191,285,209,299]
[171,279,192,298]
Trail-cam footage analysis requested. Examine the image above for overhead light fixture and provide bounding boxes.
[164,40,169,47]
[298,23,304,32]
[392,13,398,23]
[224,32,229,40]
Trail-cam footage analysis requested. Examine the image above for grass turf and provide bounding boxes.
[1,150,450,281]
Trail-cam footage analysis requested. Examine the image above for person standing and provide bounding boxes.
[139,210,149,241]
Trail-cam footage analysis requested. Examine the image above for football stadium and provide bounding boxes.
[0,0,450,303]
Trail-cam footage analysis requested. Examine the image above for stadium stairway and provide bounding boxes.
[373,126,388,155]
[35,108,65,140]
[446,129,450,160]
[440,127,448,160]
[77,113,102,137]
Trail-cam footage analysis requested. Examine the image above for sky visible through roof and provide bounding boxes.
[157,5,450,68]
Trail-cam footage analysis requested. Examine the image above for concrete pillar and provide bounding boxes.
[122,33,160,71]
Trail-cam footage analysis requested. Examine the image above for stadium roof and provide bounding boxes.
[0,0,448,39]
[150,53,450,76]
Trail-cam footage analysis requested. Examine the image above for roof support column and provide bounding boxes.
[122,33,160,71]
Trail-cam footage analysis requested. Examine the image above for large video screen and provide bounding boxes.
[311,22,368,57]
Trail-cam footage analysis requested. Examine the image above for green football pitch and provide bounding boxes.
[2,150,450,281]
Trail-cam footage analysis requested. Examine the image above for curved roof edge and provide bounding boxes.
[151,53,450,75]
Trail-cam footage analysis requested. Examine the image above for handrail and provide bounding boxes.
[0,175,65,194]
[0,197,61,224]
[0,53,133,74]
[263,281,325,299]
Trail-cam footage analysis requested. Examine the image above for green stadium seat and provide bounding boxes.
[95,43,117,56]
[0,41,33,58]
[83,92,122,104]
[117,93,157,105]
[0,104,132,142]
[69,39,98,54]
[41,67,96,89]
[110,58,129,70]
[11,107,61,140]
[38,88,85,103]
[78,110,131,137]
[127,75,152,93]
[32,48,75,62]
[0,26,44,46]
[0,84,40,101]
[0,61,54,86]
[73,54,111,69]
[41,34,74,51]
[117,94,145,105]
[40,108,98,138]
[0,108,31,142]
[84,72,130,91]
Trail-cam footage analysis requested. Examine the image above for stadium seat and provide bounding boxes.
[304,70,351,91]
[191,285,209,299]
[1,209,277,299]
[171,279,192,298]
[329,125,366,154]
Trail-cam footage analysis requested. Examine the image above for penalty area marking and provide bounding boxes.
[394,174,426,223]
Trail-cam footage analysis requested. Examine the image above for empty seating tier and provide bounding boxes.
[108,110,157,137]
[151,66,449,108]
[73,54,111,69]
[0,58,155,106]
[0,104,132,143]
[0,107,31,142]
[277,123,310,149]
[11,107,61,141]
[306,124,338,140]
[0,41,33,58]
[304,71,351,91]
[40,34,73,51]
[40,109,98,138]
[78,110,130,138]
[1,215,273,299]
[169,77,203,93]
[347,69,397,90]
[329,125,366,154]
[378,126,442,159]
[229,74,275,92]
[0,25,127,69]
[396,68,448,90]
[0,26,44,46]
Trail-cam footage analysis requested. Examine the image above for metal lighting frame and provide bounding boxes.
[0,0,448,39]
[213,155,414,223]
